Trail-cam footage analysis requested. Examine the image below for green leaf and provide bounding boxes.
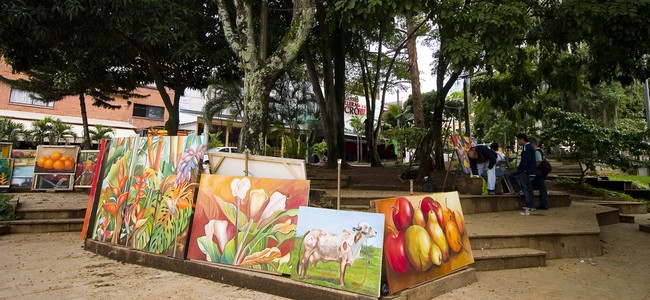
[197,235,221,262]
[220,238,236,264]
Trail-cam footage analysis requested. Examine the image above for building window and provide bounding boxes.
[9,88,54,107]
[133,103,164,119]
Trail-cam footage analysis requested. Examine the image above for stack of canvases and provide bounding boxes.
[85,136,474,298]
[89,135,206,257]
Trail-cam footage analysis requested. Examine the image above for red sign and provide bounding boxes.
[345,96,366,116]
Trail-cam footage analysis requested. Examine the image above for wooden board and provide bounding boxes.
[208,152,306,180]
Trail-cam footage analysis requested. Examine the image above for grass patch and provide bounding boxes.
[0,194,17,221]
[290,236,382,297]
[555,178,650,210]
[607,175,650,190]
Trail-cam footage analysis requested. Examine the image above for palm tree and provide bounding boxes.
[48,119,77,145]
[86,125,114,148]
[27,117,53,146]
[0,117,25,147]
[26,117,77,146]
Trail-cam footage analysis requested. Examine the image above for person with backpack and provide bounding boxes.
[532,139,550,209]
[508,133,537,215]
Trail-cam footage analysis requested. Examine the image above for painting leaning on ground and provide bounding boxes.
[290,207,385,297]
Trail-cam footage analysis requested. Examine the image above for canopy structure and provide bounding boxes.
[0,109,138,143]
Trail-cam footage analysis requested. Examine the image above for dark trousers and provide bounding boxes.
[508,171,535,209]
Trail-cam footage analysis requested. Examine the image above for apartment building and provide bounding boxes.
[0,62,169,144]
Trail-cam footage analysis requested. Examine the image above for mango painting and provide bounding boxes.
[187,175,309,275]
[374,191,474,294]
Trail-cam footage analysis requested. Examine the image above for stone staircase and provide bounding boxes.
[0,197,86,234]
[314,185,617,273]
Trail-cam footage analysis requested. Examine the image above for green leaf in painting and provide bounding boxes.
[215,195,248,230]
[197,235,221,262]
[220,238,236,264]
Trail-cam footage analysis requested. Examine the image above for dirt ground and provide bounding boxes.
[1,219,649,299]
[1,166,650,299]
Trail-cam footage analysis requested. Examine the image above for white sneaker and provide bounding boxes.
[520,208,531,215]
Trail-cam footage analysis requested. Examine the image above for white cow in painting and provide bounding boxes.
[297,222,377,286]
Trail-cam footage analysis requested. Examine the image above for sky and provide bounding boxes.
[295,206,385,248]
[385,37,465,105]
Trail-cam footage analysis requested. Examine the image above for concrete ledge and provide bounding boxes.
[619,214,636,224]
[16,208,86,219]
[595,207,621,226]
[0,218,84,233]
[640,224,650,233]
[384,268,477,300]
[470,233,601,259]
[0,224,9,235]
[472,248,546,271]
[573,199,648,214]
[460,192,571,214]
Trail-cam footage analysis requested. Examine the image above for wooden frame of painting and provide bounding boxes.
[34,145,80,175]
[0,158,14,188]
[10,150,36,188]
[208,152,306,180]
[373,192,474,294]
[32,174,74,191]
[81,139,109,239]
[290,207,385,297]
[74,150,100,188]
[0,143,12,159]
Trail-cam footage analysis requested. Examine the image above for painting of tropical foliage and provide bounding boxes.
[186,175,309,274]
[91,135,206,258]
[0,158,14,188]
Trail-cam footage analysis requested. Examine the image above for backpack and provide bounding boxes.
[536,149,552,176]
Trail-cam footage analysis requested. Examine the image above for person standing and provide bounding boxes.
[532,139,549,209]
[508,133,537,215]
[467,145,497,195]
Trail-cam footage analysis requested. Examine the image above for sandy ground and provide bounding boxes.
[0,219,648,299]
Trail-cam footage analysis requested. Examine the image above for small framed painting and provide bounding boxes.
[32,174,74,191]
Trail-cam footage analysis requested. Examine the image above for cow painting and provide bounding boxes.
[297,222,378,286]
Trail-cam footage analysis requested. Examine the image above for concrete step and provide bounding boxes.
[310,179,350,189]
[16,208,86,220]
[324,191,571,215]
[472,248,546,271]
[573,199,648,214]
[619,214,636,223]
[340,204,372,212]
[0,218,84,233]
[466,203,607,259]
[0,224,9,235]
[639,224,650,233]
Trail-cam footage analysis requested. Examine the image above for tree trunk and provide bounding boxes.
[240,73,270,154]
[79,92,92,150]
[406,15,424,128]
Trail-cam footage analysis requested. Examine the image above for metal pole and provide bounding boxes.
[337,159,342,210]
[643,79,650,129]
[463,77,471,137]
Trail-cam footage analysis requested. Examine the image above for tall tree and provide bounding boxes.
[0,1,144,149]
[215,0,315,154]
[302,2,348,168]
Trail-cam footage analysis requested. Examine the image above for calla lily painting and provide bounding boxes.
[91,135,206,258]
[187,174,309,275]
